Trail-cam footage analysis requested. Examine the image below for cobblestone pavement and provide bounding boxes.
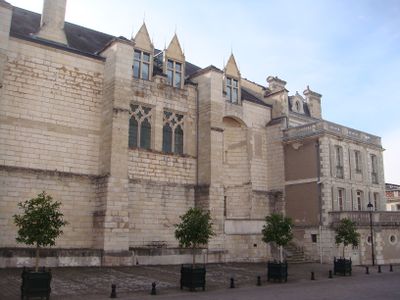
[0,263,397,299]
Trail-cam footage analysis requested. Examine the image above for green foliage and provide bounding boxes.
[262,213,293,247]
[175,208,214,250]
[335,218,360,248]
[13,191,68,248]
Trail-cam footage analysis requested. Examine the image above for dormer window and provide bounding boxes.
[167,59,182,88]
[133,50,150,80]
[226,77,239,104]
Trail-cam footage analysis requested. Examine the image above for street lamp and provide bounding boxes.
[367,202,375,266]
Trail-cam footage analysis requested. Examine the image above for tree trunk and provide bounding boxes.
[342,245,345,259]
[35,243,40,272]
[279,245,283,262]
[192,244,196,268]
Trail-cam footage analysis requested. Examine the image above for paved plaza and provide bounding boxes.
[0,263,398,299]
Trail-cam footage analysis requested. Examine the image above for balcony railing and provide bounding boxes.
[283,120,381,147]
[329,211,400,227]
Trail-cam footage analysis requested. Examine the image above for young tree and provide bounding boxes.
[262,213,293,262]
[175,208,214,267]
[13,191,68,271]
[335,218,360,258]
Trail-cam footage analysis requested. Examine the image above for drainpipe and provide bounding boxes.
[195,85,199,187]
[316,140,323,264]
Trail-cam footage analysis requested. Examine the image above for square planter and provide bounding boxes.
[21,267,52,300]
[180,264,206,291]
[333,257,352,276]
[267,261,288,282]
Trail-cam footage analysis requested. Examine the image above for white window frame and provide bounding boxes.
[133,49,151,80]
[226,77,239,104]
[167,59,183,88]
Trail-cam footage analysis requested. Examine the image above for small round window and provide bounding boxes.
[389,235,397,245]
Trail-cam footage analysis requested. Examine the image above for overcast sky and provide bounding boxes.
[9,0,400,183]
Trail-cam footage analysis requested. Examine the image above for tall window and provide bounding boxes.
[128,104,152,149]
[167,59,182,88]
[133,50,150,80]
[338,188,345,211]
[162,111,184,154]
[373,193,379,211]
[356,190,363,211]
[371,154,378,184]
[226,77,239,104]
[354,150,362,173]
[335,145,344,178]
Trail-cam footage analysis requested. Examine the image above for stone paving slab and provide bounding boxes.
[0,263,396,300]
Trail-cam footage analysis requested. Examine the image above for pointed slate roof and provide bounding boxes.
[133,23,153,52]
[225,53,240,78]
[165,33,184,62]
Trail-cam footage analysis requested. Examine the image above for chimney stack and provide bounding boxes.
[303,86,322,119]
[267,76,287,92]
[36,0,68,45]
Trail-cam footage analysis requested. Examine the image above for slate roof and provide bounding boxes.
[241,88,271,108]
[10,6,267,107]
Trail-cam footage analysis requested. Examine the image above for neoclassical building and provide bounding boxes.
[0,0,399,267]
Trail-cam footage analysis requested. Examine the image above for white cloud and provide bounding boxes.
[383,129,400,184]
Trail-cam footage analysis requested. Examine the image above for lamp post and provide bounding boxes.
[367,202,375,266]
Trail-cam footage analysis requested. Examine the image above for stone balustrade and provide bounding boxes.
[329,211,400,227]
[283,120,381,147]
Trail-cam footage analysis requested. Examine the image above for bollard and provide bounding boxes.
[311,271,315,280]
[365,266,369,274]
[230,277,235,288]
[390,264,393,272]
[329,270,333,278]
[110,284,117,298]
[151,282,157,295]
[257,275,261,286]
[378,265,382,273]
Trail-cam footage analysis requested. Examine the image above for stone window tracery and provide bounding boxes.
[129,104,152,149]
[162,111,184,154]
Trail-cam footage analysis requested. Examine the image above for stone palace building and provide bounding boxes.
[1,0,399,267]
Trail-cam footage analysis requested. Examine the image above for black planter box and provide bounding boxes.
[267,261,288,282]
[333,257,352,276]
[180,264,206,291]
[21,267,52,300]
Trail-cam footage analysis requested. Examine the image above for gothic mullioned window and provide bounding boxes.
[167,59,182,88]
[226,77,239,104]
[133,50,150,80]
[162,111,184,154]
[129,104,152,149]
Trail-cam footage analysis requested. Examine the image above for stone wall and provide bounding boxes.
[0,166,97,249]
[1,39,104,175]
[128,180,195,248]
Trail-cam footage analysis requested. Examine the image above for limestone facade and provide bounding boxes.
[0,0,399,268]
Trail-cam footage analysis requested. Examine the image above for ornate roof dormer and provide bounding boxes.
[224,53,240,78]
[223,53,241,105]
[164,34,185,88]
[133,23,154,53]
[289,92,306,114]
[132,23,154,81]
